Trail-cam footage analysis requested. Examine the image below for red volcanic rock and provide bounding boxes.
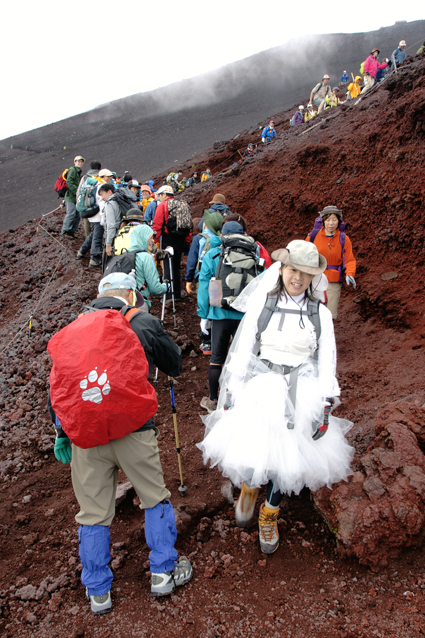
[313,401,425,570]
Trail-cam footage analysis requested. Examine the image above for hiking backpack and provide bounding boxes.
[54,169,69,198]
[47,306,158,449]
[102,248,146,276]
[253,294,322,361]
[166,199,193,236]
[209,235,264,310]
[76,177,100,217]
[308,216,346,282]
[360,60,366,75]
[110,189,139,221]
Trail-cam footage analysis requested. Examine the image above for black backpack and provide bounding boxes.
[102,249,146,277]
[211,235,264,309]
[110,190,139,221]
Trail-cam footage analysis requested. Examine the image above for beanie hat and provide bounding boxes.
[319,205,343,220]
[222,221,244,236]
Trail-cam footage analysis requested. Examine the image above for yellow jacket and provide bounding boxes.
[347,77,362,98]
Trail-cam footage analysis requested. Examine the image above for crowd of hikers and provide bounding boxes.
[278,37,420,126]
[45,34,423,614]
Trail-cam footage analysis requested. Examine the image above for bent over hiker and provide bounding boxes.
[47,272,192,615]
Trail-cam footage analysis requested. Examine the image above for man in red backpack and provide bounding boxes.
[48,272,192,614]
[153,185,189,301]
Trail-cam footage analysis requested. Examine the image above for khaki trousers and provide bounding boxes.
[326,282,342,320]
[71,429,170,526]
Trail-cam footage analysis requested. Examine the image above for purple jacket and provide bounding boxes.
[293,110,304,125]
[364,55,388,78]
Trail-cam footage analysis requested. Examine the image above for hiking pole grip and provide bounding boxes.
[168,376,187,496]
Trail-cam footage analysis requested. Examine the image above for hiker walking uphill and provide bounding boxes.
[152,185,193,302]
[103,182,140,256]
[197,220,265,413]
[346,76,362,99]
[198,240,354,555]
[47,271,192,615]
[129,224,170,310]
[310,75,332,112]
[76,160,102,238]
[361,48,388,93]
[390,40,407,68]
[306,205,357,320]
[61,155,85,238]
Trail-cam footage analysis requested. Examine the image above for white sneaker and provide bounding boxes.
[235,482,260,528]
[86,588,112,615]
[151,557,193,596]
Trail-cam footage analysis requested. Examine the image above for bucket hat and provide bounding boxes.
[271,240,327,275]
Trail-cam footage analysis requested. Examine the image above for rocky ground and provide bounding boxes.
[1,57,425,637]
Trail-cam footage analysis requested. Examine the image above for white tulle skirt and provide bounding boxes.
[198,363,354,495]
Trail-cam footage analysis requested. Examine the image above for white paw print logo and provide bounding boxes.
[80,368,111,404]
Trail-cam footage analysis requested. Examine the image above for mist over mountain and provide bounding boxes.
[0,19,423,232]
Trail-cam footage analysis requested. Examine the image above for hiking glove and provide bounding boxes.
[165,246,174,256]
[163,280,172,294]
[346,275,356,288]
[262,137,266,143]
[312,398,335,441]
[54,436,72,464]
[200,319,209,335]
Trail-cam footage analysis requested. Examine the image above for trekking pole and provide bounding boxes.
[168,255,177,329]
[168,376,187,496]
[154,293,167,384]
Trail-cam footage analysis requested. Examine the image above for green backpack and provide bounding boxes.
[76,177,99,217]
[359,60,366,75]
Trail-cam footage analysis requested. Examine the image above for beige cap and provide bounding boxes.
[74,155,85,162]
[271,240,327,275]
[98,169,114,177]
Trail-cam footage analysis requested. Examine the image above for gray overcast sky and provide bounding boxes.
[1,0,422,140]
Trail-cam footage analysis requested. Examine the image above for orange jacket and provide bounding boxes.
[305,228,356,283]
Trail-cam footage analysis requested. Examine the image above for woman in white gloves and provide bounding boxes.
[198,240,354,555]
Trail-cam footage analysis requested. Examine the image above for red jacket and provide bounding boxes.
[364,54,388,79]
[152,198,172,240]
[305,228,356,284]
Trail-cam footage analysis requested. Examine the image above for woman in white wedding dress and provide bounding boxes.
[198,240,354,555]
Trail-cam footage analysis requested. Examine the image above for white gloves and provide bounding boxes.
[165,246,174,256]
[262,137,266,143]
[200,319,209,335]
[346,275,356,288]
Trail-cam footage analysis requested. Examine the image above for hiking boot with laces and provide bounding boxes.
[235,482,260,528]
[200,397,217,413]
[89,259,101,268]
[77,251,84,259]
[151,557,193,596]
[86,588,112,615]
[258,503,280,554]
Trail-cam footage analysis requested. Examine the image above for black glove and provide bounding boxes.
[312,398,335,441]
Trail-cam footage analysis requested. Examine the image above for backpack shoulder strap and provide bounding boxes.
[253,294,279,354]
[120,305,141,322]
[306,299,321,360]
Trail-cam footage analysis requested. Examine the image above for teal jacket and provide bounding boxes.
[197,235,244,321]
[130,225,167,308]
[64,166,82,203]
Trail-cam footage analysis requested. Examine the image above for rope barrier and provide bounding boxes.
[0,207,68,356]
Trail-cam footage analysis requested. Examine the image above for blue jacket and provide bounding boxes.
[144,199,157,224]
[185,233,203,282]
[197,236,244,321]
[209,202,231,217]
[340,73,349,83]
[392,47,406,65]
[261,126,276,141]
[375,67,385,82]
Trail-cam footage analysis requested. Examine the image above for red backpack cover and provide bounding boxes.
[47,308,158,449]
